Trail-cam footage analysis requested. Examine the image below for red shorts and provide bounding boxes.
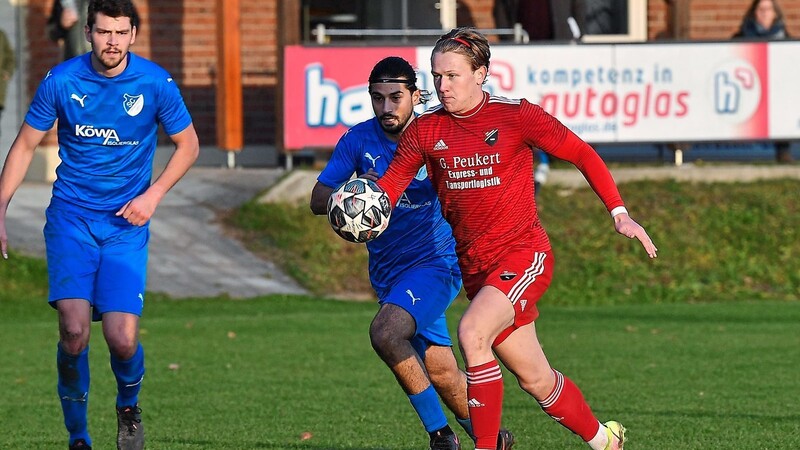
[462,249,554,345]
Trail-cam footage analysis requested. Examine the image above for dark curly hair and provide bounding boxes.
[368,56,418,92]
[88,0,140,30]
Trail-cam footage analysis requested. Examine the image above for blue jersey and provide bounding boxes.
[318,117,460,294]
[25,52,192,211]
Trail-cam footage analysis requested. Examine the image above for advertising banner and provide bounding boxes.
[283,42,800,149]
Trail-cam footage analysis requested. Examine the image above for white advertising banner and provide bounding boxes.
[768,41,800,139]
[284,41,800,149]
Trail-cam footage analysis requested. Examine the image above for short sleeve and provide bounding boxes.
[317,130,359,188]
[156,74,193,136]
[24,71,59,132]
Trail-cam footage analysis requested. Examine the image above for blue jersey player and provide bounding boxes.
[0,1,198,449]
[310,57,514,450]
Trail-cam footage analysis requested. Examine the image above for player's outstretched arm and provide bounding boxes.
[116,124,199,226]
[310,169,379,215]
[310,182,334,216]
[613,213,658,258]
[0,124,48,259]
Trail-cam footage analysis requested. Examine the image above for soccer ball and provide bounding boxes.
[327,178,392,243]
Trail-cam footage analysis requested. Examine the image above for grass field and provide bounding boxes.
[2,177,799,449]
[230,178,800,303]
[2,286,799,449]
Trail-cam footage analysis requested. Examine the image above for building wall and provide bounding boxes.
[26,0,278,148]
[695,0,798,39]
[22,0,800,152]
[647,0,800,40]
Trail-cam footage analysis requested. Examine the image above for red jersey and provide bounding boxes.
[378,93,624,276]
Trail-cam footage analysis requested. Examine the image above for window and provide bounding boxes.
[581,0,647,43]
[302,0,457,43]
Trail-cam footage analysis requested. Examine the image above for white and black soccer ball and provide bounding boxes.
[327,178,392,243]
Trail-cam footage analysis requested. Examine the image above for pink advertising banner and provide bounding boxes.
[283,42,800,150]
[283,46,418,149]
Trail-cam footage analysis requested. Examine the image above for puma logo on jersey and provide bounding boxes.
[433,139,449,150]
[485,129,499,146]
[70,93,88,107]
[364,152,381,167]
[406,289,421,305]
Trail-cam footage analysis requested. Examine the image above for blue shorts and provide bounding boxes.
[376,263,462,356]
[44,198,149,321]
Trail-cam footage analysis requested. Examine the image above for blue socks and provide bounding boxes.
[457,416,475,441]
[57,341,145,446]
[57,343,91,447]
[110,342,145,407]
[408,384,448,433]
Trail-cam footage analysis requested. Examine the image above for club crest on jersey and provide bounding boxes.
[484,129,499,146]
[123,94,144,117]
[499,270,517,281]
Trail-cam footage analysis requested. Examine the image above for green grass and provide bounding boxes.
[231,200,373,296]
[2,177,799,448]
[230,178,800,303]
[1,289,799,449]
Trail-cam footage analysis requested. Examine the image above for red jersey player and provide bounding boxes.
[377,27,658,450]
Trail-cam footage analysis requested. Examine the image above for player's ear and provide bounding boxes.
[411,88,421,106]
[130,25,137,45]
[475,66,487,85]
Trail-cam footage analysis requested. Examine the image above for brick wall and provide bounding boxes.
[463,0,800,41]
[27,0,277,147]
[646,0,800,40]
[462,0,495,28]
[24,0,799,150]
[647,1,670,40]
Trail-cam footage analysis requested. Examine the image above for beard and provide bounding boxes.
[379,114,407,136]
[93,47,126,71]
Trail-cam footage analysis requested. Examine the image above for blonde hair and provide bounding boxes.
[433,27,491,77]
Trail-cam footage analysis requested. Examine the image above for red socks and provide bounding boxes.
[467,363,602,447]
[539,369,601,441]
[466,360,504,449]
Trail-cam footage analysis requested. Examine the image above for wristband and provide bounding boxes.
[610,206,629,218]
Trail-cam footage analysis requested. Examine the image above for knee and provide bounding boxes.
[516,369,556,399]
[106,335,139,360]
[369,322,401,357]
[369,310,413,358]
[457,317,491,357]
[59,324,90,354]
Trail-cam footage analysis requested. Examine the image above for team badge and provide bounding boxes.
[485,129,499,146]
[123,94,145,117]
[499,270,517,281]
